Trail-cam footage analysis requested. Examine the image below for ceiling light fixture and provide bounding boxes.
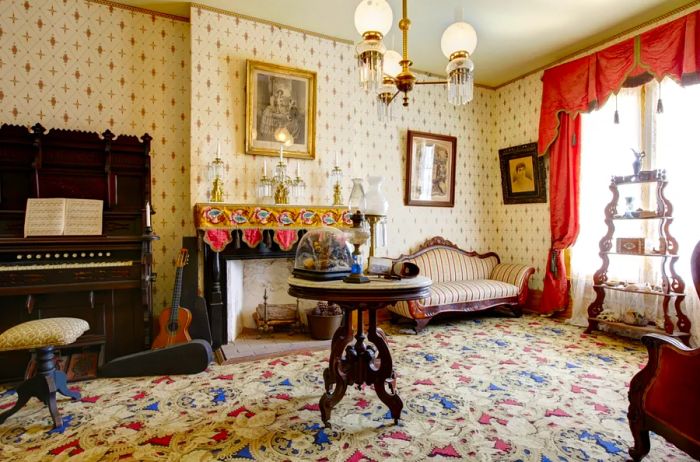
[354,0,477,119]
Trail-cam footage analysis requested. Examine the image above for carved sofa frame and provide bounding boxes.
[387,237,535,332]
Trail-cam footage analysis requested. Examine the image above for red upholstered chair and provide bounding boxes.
[627,240,700,461]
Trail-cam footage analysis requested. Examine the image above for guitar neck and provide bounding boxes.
[169,267,184,322]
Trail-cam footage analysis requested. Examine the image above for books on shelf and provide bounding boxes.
[24,198,103,237]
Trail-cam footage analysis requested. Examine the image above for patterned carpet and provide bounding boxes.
[0,315,693,461]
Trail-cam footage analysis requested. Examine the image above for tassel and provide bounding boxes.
[657,80,663,114]
[613,93,620,124]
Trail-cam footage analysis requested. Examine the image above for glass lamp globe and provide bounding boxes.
[354,0,393,36]
[440,21,478,58]
[383,49,403,78]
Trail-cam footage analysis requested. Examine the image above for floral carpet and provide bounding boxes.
[0,316,693,461]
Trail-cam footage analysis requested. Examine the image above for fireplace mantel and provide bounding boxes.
[194,203,352,252]
[194,203,352,347]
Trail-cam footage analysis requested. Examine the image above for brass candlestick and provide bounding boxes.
[365,214,384,258]
[208,148,225,203]
[211,177,224,203]
[333,182,343,206]
[330,165,343,206]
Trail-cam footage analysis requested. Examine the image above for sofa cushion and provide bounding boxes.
[408,248,498,283]
[425,280,519,306]
[389,280,519,319]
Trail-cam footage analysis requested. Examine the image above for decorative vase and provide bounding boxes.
[631,149,645,176]
[364,176,389,216]
[348,178,366,212]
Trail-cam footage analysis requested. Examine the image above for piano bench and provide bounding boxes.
[0,318,89,429]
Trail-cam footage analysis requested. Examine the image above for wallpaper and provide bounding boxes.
[189,6,501,259]
[490,73,548,290]
[0,0,191,311]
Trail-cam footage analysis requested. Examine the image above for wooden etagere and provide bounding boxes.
[585,169,691,345]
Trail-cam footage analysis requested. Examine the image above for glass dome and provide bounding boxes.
[292,227,353,280]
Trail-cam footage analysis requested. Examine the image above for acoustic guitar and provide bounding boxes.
[152,249,192,349]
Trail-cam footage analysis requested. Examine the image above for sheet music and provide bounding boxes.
[24,198,103,237]
[64,199,103,235]
[24,198,66,237]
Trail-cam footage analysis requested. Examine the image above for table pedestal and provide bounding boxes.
[320,302,402,428]
[288,275,431,428]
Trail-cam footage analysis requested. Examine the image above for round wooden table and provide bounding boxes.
[288,275,432,428]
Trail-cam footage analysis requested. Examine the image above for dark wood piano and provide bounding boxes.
[0,123,157,382]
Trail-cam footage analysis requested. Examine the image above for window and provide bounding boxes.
[571,79,700,343]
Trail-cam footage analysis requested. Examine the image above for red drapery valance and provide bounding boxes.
[537,10,700,314]
[539,11,700,156]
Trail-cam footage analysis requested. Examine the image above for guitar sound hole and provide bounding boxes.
[168,321,179,332]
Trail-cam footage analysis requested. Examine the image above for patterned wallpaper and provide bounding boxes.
[189,6,501,258]
[0,0,191,311]
[491,73,548,290]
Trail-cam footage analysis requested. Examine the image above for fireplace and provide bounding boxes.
[194,203,352,348]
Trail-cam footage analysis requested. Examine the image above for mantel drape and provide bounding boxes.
[538,10,700,314]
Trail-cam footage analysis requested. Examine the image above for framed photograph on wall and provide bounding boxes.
[245,60,316,160]
[405,130,457,207]
[498,142,547,204]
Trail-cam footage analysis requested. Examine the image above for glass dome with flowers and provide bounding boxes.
[292,227,354,280]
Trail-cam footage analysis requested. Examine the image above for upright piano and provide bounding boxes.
[0,123,157,382]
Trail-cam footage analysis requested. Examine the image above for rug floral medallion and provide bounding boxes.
[0,316,693,461]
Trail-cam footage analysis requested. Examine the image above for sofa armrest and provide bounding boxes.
[489,263,535,305]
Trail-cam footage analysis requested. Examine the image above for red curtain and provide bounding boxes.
[540,114,580,313]
[537,10,700,314]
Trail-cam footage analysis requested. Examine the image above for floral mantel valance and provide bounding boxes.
[194,203,352,252]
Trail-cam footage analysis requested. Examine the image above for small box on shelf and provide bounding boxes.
[616,237,645,255]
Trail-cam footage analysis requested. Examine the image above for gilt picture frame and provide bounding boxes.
[405,130,457,207]
[245,60,316,160]
[498,142,547,204]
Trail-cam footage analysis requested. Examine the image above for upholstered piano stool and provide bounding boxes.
[0,318,89,428]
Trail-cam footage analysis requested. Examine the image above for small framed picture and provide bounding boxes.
[245,60,316,160]
[498,142,547,204]
[405,130,457,207]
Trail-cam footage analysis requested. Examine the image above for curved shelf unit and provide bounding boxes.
[585,169,691,345]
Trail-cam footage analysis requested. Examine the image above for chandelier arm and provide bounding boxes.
[390,90,401,103]
[415,80,449,86]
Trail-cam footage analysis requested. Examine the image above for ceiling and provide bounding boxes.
[115,0,696,87]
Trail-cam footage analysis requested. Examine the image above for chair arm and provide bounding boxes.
[489,263,535,305]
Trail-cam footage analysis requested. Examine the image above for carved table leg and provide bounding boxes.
[367,306,403,424]
[319,309,354,428]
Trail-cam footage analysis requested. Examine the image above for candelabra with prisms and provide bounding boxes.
[208,142,224,203]
[257,158,306,205]
[330,161,343,206]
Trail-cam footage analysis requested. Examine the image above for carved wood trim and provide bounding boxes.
[395,236,502,264]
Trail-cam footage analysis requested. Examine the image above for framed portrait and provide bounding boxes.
[498,142,547,204]
[245,60,316,160]
[405,130,457,207]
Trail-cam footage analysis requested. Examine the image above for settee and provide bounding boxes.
[387,237,535,332]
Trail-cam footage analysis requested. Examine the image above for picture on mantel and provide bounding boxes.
[245,60,316,160]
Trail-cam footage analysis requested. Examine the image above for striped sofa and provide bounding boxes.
[388,237,535,332]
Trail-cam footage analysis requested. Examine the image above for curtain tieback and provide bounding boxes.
[550,249,559,278]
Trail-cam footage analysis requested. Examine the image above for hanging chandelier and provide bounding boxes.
[354,0,478,119]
